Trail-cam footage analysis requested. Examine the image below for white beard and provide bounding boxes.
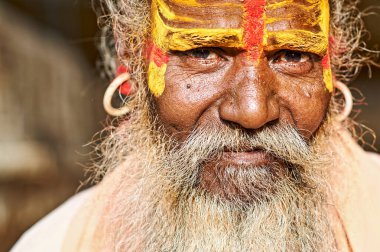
[97,114,338,251]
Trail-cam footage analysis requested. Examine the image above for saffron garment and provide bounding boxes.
[13,131,380,252]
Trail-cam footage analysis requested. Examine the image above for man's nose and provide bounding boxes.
[219,65,280,130]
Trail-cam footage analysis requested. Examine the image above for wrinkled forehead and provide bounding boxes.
[151,0,330,55]
[153,0,245,29]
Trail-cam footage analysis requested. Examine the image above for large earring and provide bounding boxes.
[334,80,353,122]
[103,71,132,117]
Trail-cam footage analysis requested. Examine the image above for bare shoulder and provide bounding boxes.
[11,188,94,252]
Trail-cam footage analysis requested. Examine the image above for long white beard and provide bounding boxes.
[97,114,338,251]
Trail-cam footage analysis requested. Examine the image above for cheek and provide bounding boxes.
[279,77,330,138]
[153,62,228,138]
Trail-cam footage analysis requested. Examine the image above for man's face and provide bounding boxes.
[100,2,339,248]
[147,0,332,199]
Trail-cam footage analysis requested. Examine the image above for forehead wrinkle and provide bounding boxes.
[265,4,321,22]
[152,0,244,51]
[167,0,244,7]
[263,0,330,54]
[266,0,317,9]
[265,0,323,30]
[153,15,244,51]
[158,0,244,29]
[265,8,322,34]
[163,0,243,14]
[156,0,200,23]
[265,0,329,28]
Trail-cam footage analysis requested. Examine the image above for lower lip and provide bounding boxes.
[221,150,273,167]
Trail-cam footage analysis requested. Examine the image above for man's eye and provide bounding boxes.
[273,50,311,63]
[187,48,218,60]
[270,50,317,75]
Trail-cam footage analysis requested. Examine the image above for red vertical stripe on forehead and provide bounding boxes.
[244,0,266,62]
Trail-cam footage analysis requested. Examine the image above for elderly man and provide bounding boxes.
[13,0,380,251]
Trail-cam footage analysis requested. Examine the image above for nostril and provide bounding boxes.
[220,112,280,133]
[220,119,244,131]
[265,118,279,128]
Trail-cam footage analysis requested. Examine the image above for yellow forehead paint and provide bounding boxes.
[148,0,333,97]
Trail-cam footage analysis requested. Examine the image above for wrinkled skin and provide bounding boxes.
[151,0,331,196]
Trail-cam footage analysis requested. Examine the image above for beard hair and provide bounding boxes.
[96,100,338,252]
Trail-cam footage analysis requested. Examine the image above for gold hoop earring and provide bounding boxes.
[103,72,131,117]
[334,81,353,122]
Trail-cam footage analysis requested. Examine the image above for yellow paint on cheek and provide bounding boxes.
[322,53,333,92]
[148,62,167,97]
[323,68,333,92]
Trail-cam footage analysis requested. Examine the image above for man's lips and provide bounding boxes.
[221,148,274,167]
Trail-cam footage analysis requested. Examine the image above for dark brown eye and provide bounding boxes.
[273,50,311,63]
[187,48,218,60]
[270,50,316,75]
[284,51,301,62]
[170,47,227,72]
[189,49,210,59]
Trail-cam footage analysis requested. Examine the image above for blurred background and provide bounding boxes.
[0,0,379,251]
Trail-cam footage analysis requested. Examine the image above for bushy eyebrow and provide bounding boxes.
[265,30,328,55]
[163,28,245,51]
[164,29,328,55]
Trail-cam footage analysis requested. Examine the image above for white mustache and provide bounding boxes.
[173,124,314,167]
